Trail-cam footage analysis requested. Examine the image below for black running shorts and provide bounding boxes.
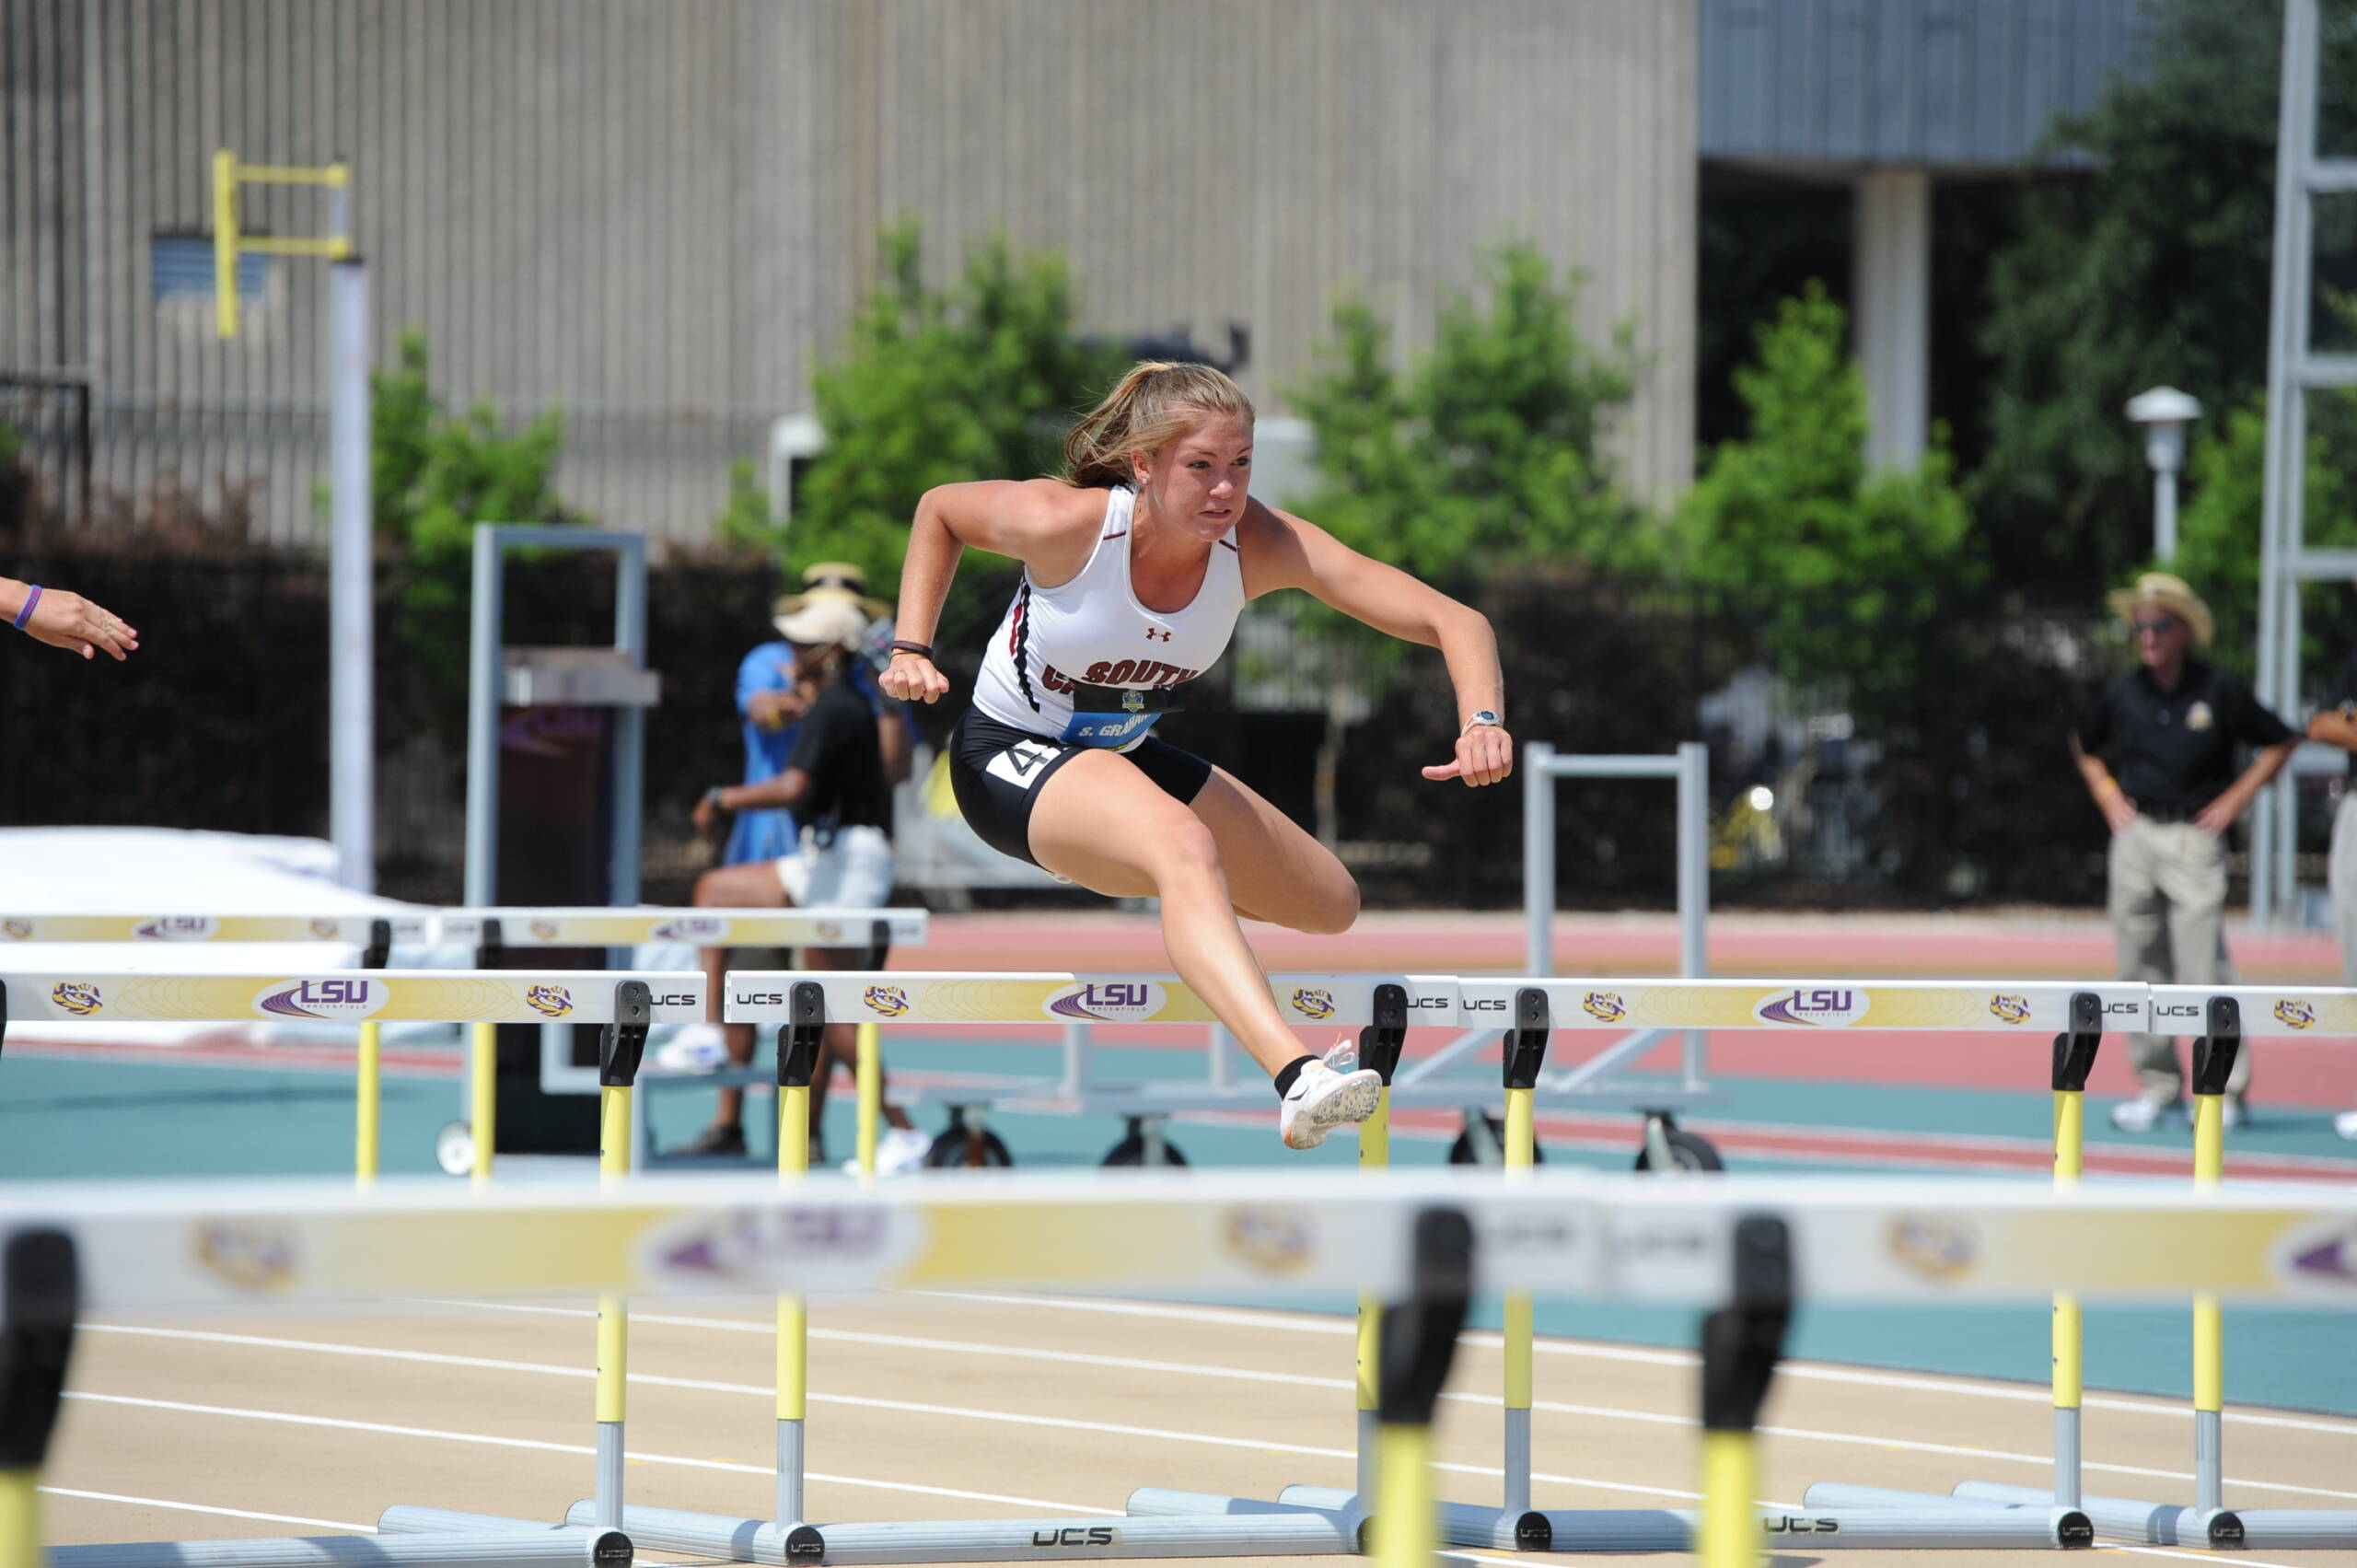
[946,708,1215,868]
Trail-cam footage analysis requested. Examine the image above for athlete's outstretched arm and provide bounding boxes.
[883,479,1097,705]
[1240,503,1513,787]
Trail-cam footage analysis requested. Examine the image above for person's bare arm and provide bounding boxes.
[1239,501,1511,787]
[2310,706,2357,750]
[2194,738,2298,836]
[882,479,1100,705]
[2069,731,2138,833]
[2,576,139,660]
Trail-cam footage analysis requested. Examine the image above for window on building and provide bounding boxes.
[152,234,268,305]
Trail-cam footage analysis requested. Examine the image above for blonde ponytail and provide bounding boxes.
[1062,361,1255,489]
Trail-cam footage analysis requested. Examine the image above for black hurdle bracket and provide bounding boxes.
[1503,987,1551,1090]
[2051,991,2102,1095]
[1357,982,1408,1085]
[473,916,505,971]
[1378,1207,1474,1428]
[0,976,9,1064]
[0,1227,78,1476]
[2191,995,2242,1098]
[361,916,394,972]
[597,981,654,1088]
[1701,1214,1792,1436]
[865,918,891,971]
[776,981,827,1090]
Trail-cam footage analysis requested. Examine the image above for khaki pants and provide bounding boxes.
[2108,816,2249,1104]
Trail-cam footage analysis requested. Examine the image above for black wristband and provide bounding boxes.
[888,640,934,658]
[704,785,726,811]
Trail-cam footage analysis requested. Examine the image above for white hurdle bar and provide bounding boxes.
[8,1172,2357,1568]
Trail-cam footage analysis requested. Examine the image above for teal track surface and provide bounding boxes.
[5,1034,2353,1418]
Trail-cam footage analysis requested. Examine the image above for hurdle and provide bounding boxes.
[14,1171,2357,1568]
[0,912,429,1179]
[1898,985,2357,1551]
[433,906,928,1172]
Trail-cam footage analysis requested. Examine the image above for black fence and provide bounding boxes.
[4,540,2328,912]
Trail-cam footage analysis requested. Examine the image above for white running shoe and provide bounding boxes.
[653,1023,728,1074]
[1320,1035,1362,1075]
[1279,1059,1384,1150]
[841,1127,935,1177]
[2334,1109,2357,1142]
[2108,1097,2190,1133]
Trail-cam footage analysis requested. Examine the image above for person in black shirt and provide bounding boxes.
[2303,651,2357,1142]
[678,597,928,1169]
[2072,573,2296,1131]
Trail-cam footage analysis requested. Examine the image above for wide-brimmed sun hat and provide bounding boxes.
[772,561,888,625]
[771,595,868,653]
[2107,571,2215,648]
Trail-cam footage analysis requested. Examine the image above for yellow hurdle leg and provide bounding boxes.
[0,1469,38,1568]
[856,1022,881,1176]
[355,1019,381,1184]
[470,1021,497,1184]
[1374,1422,1434,1568]
[1355,1087,1389,1502]
[1700,1430,1760,1568]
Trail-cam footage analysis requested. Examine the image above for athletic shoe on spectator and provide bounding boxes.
[2109,1097,2190,1132]
[2335,1109,2357,1142]
[841,1127,935,1177]
[654,1023,728,1074]
[1279,1060,1383,1149]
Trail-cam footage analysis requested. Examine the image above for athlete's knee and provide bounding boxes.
[1142,811,1225,881]
[691,867,729,906]
[1298,873,1359,935]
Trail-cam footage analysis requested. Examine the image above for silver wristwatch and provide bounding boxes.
[1460,710,1502,736]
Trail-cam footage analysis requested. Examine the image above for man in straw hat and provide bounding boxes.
[2072,571,2296,1131]
[2299,639,2357,1141]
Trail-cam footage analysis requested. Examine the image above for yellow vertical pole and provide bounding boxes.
[212,149,239,339]
[855,1022,881,1176]
[1699,1431,1760,1568]
[0,1470,37,1568]
[2191,1091,2224,1412]
[1354,1051,1390,1505]
[355,1020,381,1184]
[779,1079,810,1423]
[2051,1087,2084,1421]
[777,1013,818,1527]
[470,1021,497,1184]
[597,1086,631,1421]
[1373,1422,1434,1568]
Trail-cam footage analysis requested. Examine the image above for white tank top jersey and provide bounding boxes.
[970,484,1247,749]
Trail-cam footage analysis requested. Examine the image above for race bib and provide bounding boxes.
[1059,682,1179,749]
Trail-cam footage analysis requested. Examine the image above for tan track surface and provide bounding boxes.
[37,1288,2357,1567]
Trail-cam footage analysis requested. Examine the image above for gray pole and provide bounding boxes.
[463,528,505,908]
[328,185,373,891]
[2154,470,2178,563]
[610,535,647,905]
[1523,742,1555,976]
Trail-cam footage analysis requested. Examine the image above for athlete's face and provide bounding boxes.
[1133,415,1252,542]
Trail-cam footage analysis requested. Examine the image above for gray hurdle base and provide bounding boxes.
[1956,1481,2357,1550]
[1240,1482,2090,1551]
[51,1529,630,1568]
[554,1499,1364,1563]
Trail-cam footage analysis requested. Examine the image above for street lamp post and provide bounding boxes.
[2126,386,2202,563]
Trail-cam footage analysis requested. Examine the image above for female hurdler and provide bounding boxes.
[881,363,1514,1149]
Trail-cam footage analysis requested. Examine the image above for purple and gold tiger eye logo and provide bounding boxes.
[864,985,911,1018]
[195,1221,298,1293]
[309,919,342,940]
[51,981,102,1016]
[2274,998,2317,1031]
[1887,1214,1978,1281]
[2,918,34,940]
[526,984,575,1018]
[1223,1205,1314,1274]
[1988,993,2032,1026]
[1290,988,1337,1021]
[1583,991,1628,1023]
[528,919,563,941]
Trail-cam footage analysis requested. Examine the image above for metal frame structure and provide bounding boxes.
[2253,0,2349,925]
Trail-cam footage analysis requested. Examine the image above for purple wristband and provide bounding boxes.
[10,586,39,631]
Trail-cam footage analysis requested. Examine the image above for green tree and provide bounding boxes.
[711,459,776,557]
[1678,284,1981,713]
[322,331,576,698]
[1289,242,1650,599]
[1973,0,2357,591]
[789,223,1128,595]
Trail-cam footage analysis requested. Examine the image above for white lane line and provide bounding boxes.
[78,1324,2357,1504]
[59,1392,1108,1516]
[900,1292,2357,1434]
[39,1486,370,1531]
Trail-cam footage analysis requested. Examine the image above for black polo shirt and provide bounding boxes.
[786,670,893,842]
[2319,652,2357,778]
[2075,658,2293,819]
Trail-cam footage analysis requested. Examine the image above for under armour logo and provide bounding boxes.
[1145,627,1172,643]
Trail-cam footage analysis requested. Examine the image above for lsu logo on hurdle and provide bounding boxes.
[1584,992,1628,1023]
[3,919,35,940]
[1887,1214,1979,1281]
[1754,987,1870,1028]
[529,919,563,941]
[2274,998,2318,1031]
[134,914,219,940]
[1047,981,1168,1021]
[51,981,102,1016]
[1988,993,2032,1026]
[195,1221,298,1293]
[256,978,388,1021]
[308,919,342,939]
[1289,988,1336,1021]
[1224,1205,1315,1274]
[653,915,730,943]
[526,984,575,1019]
[864,985,911,1018]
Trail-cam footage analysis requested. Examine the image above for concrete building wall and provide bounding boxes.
[3,0,1697,545]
